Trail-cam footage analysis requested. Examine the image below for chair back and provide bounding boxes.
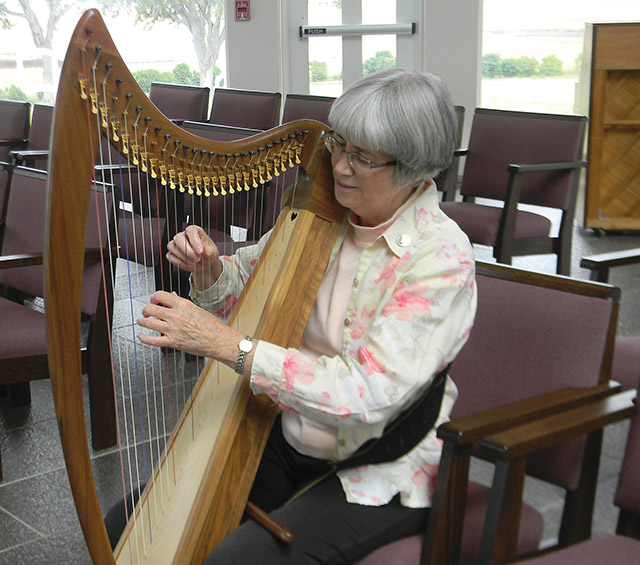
[28,104,54,152]
[451,262,618,490]
[460,108,586,210]
[281,93,335,125]
[149,82,210,121]
[435,104,466,199]
[208,87,282,130]
[614,375,640,517]
[181,121,262,142]
[0,99,31,161]
[0,167,114,316]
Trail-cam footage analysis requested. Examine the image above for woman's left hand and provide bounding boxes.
[137,291,243,364]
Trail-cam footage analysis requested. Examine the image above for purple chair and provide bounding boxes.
[281,93,335,126]
[9,103,54,170]
[439,108,587,275]
[0,167,118,480]
[0,99,31,162]
[581,248,640,392]
[358,260,621,564]
[149,81,211,122]
[208,87,281,131]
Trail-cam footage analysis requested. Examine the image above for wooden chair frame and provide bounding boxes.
[420,260,621,564]
[440,109,587,275]
[477,387,636,564]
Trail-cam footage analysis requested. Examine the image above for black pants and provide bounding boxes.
[105,418,429,563]
[204,418,429,564]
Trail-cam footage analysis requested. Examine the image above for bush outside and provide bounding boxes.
[482,53,572,78]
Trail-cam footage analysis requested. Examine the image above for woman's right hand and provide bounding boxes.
[166,225,221,290]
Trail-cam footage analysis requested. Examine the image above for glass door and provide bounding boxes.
[285,0,421,96]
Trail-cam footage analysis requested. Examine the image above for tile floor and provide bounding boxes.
[1,219,639,564]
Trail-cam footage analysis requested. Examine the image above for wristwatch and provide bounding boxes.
[234,335,254,375]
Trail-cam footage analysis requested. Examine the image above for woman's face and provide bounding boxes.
[329,134,416,227]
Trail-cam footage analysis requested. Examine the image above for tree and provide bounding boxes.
[362,50,396,76]
[539,55,563,77]
[0,0,83,102]
[100,0,225,90]
[309,60,328,82]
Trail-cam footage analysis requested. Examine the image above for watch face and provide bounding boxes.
[239,338,253,353]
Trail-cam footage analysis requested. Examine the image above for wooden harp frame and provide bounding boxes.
[45,9,345,564]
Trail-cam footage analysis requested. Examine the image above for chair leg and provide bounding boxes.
[8,382,31,407]
[556,245,572,276]
[477,457,526,565]
[558,431,602,545]
[87,284,117,451]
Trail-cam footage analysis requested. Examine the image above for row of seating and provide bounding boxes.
[147,81,336,130]
[0,91,586,280]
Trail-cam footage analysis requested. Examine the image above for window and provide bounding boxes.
[482,0,640,114]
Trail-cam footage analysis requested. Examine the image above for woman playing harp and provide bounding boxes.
[116,68,477,563]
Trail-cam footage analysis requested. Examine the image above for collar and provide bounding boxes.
[379,181,439,257]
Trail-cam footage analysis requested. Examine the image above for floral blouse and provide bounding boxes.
[191,183,477,508]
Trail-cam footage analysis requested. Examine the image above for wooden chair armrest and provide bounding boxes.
[580,248,640,282]
[10,149,50,164]
[421,382,622,565]
[0,248,114,269]
[0,252,44,269]
[475,389,636,565]
[438,381,621,446]
[507,160,587,174]
[94,163,137,173]
[480,388,636,461]
[0,138,28,147]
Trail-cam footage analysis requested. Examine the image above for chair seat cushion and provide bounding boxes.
[356,481,543,564]
[517,535,640,564]
[0,298,47,359]
[440,201,552,246]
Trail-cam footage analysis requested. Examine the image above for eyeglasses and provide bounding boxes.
[323,132,397,171]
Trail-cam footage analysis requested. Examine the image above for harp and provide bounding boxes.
[44,9,345,564]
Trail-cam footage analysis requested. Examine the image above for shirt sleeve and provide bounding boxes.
[189,231,271,321]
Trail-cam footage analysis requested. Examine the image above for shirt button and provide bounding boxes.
[344,318,351,326]
[338,439,346,446]
[353,278,359,287]
[396,234,411,247]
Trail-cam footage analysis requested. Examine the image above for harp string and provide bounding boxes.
[94,53,154,552]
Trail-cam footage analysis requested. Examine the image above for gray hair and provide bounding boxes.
[328,68,458,185]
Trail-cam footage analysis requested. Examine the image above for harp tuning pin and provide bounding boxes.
[79,77,88,99]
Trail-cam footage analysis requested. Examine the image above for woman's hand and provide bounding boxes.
[137,291,246,370]
[166,225,221,290]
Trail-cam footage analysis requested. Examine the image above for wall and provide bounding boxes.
[423,0,483,144]
[224,0,282,91]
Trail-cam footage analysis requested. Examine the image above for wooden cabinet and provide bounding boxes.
[578,22,640,230]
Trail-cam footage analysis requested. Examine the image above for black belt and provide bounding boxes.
[334,364,449,470]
